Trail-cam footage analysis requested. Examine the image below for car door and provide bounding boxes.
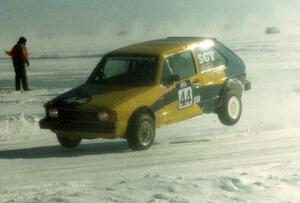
[159,50,203,123]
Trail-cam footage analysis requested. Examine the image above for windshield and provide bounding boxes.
[88,56,158,86]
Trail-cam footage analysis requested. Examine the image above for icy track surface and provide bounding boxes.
[1,34,300,203]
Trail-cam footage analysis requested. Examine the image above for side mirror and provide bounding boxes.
[171,74,180,83]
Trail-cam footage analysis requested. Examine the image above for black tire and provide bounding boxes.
[56,134,82,148]
[127,113,155,151]
[217,90,242,126]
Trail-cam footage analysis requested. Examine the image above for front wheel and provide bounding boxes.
[127,114,155,151]
[217,90,242,126]
[56,134,82,148]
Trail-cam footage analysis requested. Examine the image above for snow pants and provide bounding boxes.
[13,60,29,91]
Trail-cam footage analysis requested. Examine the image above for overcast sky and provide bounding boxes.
[1,0,299,49]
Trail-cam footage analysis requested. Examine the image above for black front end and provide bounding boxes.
[39,108,116,134]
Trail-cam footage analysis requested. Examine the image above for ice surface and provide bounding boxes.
[1,33,300,202]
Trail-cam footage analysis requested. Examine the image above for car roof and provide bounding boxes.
[108,37,216,56]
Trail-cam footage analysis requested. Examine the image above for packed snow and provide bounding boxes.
[1,32,300,202]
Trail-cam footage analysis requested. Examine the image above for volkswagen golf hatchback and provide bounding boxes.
[40,37,251,150]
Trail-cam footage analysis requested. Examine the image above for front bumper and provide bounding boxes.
[39,118,116,134]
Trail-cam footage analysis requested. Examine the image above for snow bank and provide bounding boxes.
[0,89,67,143]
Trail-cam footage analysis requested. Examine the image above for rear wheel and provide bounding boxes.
[56,134,82,148]
[218,90,242,126]
[127,114,155,150]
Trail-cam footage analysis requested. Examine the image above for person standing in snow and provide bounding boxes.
[10,37,30,91]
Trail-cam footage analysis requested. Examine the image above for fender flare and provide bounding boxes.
[218,78,243,107]
[126,106,155,137]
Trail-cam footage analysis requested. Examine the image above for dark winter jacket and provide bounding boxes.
[11,44,29,64]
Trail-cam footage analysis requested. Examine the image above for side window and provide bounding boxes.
[195,47,226,71]
[160,60,172,85]
[167,51,196,80]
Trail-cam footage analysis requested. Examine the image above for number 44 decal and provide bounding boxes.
[178,87,193,109]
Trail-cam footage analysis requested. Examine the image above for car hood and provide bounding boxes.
[48,84,152,109]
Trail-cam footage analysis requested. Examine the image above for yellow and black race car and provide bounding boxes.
[39,37,251,150]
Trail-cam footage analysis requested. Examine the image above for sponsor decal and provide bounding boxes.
[178,87,193,109]
[64,96,90,105]
[180,81,188,89]
[194,95,201,104]
[197,51,215,66]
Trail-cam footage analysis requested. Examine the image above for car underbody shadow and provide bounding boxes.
[0,141,131,159]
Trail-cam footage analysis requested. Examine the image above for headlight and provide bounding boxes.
[48,108,58,118]
[98,112,109,121]
[97,111,117,122]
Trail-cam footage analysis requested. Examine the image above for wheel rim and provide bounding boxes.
[138,121,153,146]
[227,96,240,119]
